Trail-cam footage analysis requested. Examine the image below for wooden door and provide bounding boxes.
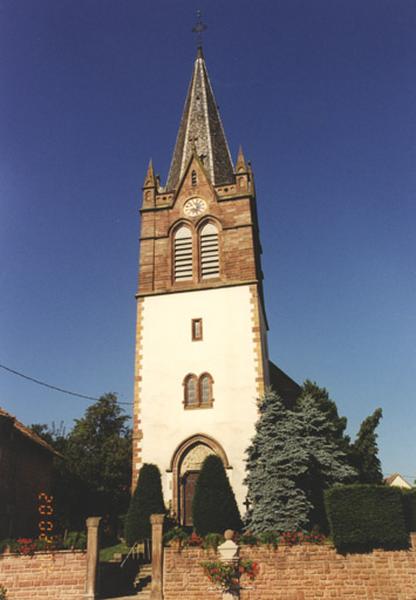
[181,471,199,526]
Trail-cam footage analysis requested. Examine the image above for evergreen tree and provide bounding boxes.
[192,455,242,535]
[125,464,165,545]
[297,393,357,529]
[245,390,312,533]
[350,408,383,483]
[300,381,350,452]
[245,390,357,533]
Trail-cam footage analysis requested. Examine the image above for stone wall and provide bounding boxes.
[0,550,87,600]
[163,536,416,600]
[164,547,219,600]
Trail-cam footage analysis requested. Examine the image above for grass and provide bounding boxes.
[99,542,129,562]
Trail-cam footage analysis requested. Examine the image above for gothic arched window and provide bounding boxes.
[183,374,198,407]
[191,170,197,186]
[200,222,219,279]
[199,373,213,406]
[183,373,214,408]
[174,225,193,281]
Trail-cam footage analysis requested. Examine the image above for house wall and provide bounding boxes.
[163,535,416,600]
[0,550,86,600]
[0,419,53,538]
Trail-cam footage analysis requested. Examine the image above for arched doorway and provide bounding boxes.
[170,434,230,526]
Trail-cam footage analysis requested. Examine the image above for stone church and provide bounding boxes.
[132,47,300,525]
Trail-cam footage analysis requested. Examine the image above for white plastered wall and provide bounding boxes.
[138,284,263,511]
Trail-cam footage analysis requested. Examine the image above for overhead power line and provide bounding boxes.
[0,363,132,406]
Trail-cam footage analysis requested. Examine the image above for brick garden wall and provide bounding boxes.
[0,550,87,600]
[163,535,416,600]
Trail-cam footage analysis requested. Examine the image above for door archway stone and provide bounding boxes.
[168,434,230,524]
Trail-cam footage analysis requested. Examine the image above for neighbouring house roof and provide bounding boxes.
[0,406,60,457]
[384,472,412,489]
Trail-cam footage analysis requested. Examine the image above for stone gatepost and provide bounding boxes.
[218,529,239,600]
[150,513,165,600]
[85,516,102,600]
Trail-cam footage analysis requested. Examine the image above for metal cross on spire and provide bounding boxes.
[192,10,207,48]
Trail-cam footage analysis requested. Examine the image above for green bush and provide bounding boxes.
[124,464,165,545]
[192,455,242,536]
[202,532,224,550]
[325,484,409,552]
[63,531,87,550]
[401,489,416,532]
[257,531,279,548]
[238,532,258,546]
[163,526,189,545]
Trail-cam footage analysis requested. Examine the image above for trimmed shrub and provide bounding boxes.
[401,489,416,532]
[192,455,242,536]
[124,464,165,545]
[325,484,409,552]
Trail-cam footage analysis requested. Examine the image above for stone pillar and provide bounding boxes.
[411,532,416,550]
[84,516,101,600]
[218,530,239,600]
[150,513,165,600]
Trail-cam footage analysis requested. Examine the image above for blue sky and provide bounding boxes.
[1,0,415,481]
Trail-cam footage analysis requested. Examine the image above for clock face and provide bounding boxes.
[183,197,207,217]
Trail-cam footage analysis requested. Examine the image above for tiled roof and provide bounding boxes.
[268,361,302,406]
[0,406,60,456]
[384,473,412,487]
[166,47,234,190]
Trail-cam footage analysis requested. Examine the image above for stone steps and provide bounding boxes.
[100,563,152,600]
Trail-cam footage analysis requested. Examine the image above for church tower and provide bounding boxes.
[133,47,270,524]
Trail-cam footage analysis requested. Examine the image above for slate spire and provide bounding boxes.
[166,48,234,191]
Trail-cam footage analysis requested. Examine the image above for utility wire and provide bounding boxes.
[0,363,133,406]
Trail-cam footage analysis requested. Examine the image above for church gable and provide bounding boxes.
[174,154,218,214]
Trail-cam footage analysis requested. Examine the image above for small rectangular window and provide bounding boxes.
[192,318,203,341]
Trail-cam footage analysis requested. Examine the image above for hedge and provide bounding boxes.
[324,484,409,552]
[401,489,416,532]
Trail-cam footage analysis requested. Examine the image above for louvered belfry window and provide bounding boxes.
[174,226,193,281]
[200,223,219,279]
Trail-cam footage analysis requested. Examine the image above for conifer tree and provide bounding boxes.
[124,463,165,545]
[297,393,357,529]
[300,380,350,452]
[245,390,312,533]
[350,408,383,483]
[192,455,242,535]
[245,390,357,533]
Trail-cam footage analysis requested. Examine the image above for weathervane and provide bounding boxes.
[192,10,207,48]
